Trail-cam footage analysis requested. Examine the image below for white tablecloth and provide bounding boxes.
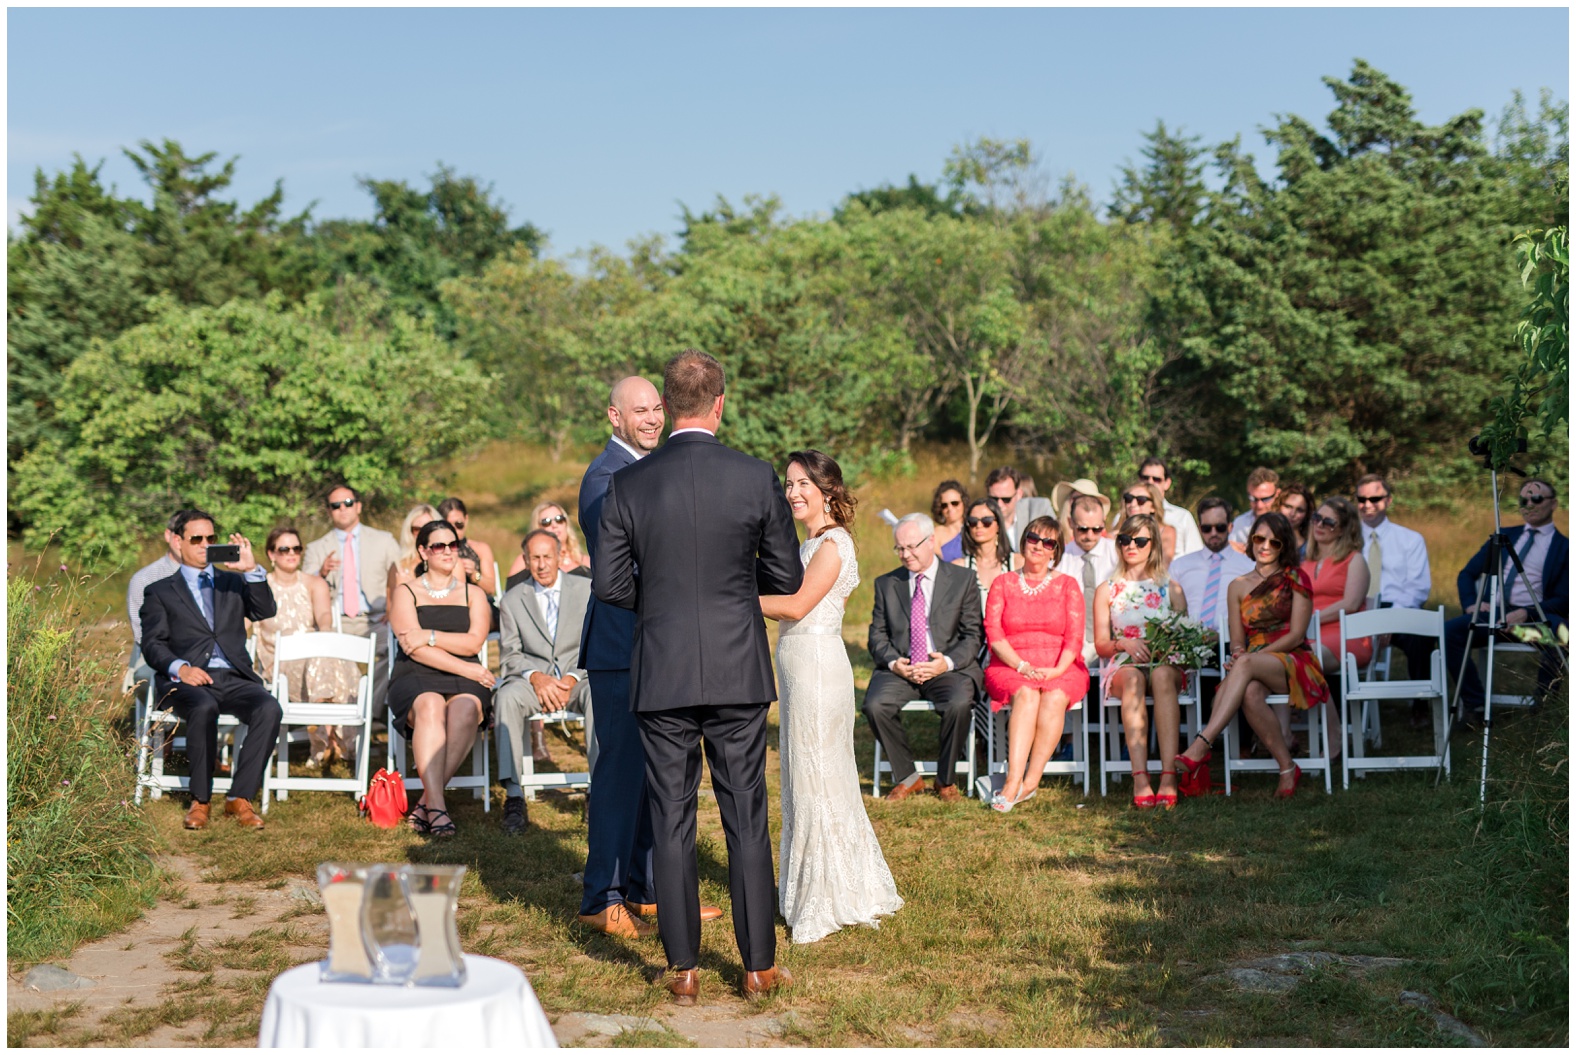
[259,954,557,1048]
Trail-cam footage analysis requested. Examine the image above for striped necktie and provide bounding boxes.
[1201,552,1223,626]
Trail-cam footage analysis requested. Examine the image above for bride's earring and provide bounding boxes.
[823,500,831,513]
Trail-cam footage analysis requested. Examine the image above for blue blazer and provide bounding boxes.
[578,438,639,670]
[1456,524,1568,629]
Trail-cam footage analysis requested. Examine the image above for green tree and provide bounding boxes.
[1479,225,1569,472]
[1109,120,1208,229]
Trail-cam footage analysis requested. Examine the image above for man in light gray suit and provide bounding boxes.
[494,529,594,834]
[303,484,402,709]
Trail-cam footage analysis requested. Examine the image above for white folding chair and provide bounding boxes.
[384,627,492,812]
[1220,609,1334,795]
[1095,662,1204,796]
[1339,606,1450,788]
[971,692,1088,801]
[263,631,377,812]
[870,699,978,797]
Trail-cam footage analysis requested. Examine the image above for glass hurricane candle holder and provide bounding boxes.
[400,864,468,987]
[361,864,419,984]
[316,863,373,983]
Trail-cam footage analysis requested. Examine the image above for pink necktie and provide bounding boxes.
[909,573,928,666]
[342,535,360,618]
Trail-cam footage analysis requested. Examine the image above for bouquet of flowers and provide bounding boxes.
[1508,622,1570,649]
[1142,611,1220,669]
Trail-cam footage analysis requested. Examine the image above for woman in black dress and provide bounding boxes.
[387,520,496,837]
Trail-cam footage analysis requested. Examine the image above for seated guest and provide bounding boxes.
[1139,457,1203,557]
[510,501,593,582]
[1302,495,1372,760]
[387,503,441,598]
[1093,513,1186,809]
[1274,482,1312,556]
[1175,512,1330,799]
[1447,478,1568,721]
[1170,498,1254,633]
[1054,490,1117,667]
[387,520,497,838]
[438,497,497,596]
[983,514,1088,812]
[985,466,1055,550]
[494,529,595,835]
[1355,472,1435,725]
[931,479,969,562]
[1228,467,1282,551]
[864,514,984,803]
[953,496,1021,613]
[253,527,359,766]
[140,509,281,831]
[127,512,184,690]
[1118,480,1177,561]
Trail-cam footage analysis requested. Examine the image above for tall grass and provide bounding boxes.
[6,574,164,963]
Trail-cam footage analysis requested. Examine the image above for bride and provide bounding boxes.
[759,449,903,944]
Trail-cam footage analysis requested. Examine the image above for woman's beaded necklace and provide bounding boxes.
[1018,570,1054,597]
[421,574,459,600]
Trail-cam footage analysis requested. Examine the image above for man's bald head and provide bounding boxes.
[608,375,665,453]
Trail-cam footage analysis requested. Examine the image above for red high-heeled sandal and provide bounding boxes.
[1274,764,1303,799]
[1132,772,1157,809]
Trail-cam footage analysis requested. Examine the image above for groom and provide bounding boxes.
[594,348,804,1005]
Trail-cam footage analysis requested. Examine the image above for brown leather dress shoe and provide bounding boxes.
[223,798,265,830]
[578,903,657,939]
[184,800,210,830]
[743,964,793,1001]
[665,967,699,1006]
[630,902,725,922]
[935,782,963,803]
[884,775,926,802]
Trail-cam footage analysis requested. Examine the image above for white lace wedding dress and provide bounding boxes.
[776,527,903,944]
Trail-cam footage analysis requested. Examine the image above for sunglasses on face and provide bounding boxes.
[940,499,963,509]
[424,540,462,553]
[1072,524,1102,534]
[1521,494,1552,507]
[965,515,997,528]
[1116,534,1152,548]
[1251,535,1284,551]
[271,544,303,555]
[1249,494,1276,506]
[1310,512,1339,529]
[989,492,1017,505]
[186,534,220,545]
[1200,523,1230,535]
[446,518,466,530]
[1021,531,1055,548]
[1121,493,1154,505]
[1355,494,1386,506]
[1141,475,1165,486]
[540,514,568,526]
[326,498,357,510]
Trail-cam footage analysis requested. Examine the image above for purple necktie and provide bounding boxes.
[910,573,929,666]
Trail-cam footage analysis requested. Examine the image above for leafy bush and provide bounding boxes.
[6,574,162,963]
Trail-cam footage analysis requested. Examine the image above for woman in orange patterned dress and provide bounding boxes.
[1174,511,1329,798]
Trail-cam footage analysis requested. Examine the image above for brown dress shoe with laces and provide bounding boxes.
[578,903,657,939]
[184,800,210,830]
[665,967,699,1005]
[935,782,963,803]
[884,775,926,802]
[629,902,725,922]
[223,798,265,830]
[742,964,793,1001]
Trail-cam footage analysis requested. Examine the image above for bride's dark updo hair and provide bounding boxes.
[786,449,857,537]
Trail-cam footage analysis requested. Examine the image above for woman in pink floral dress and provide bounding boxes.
[1093,514,1188,808]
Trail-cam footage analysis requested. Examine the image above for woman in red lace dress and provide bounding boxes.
[983,515,1090,812]
[1174,511,1329,798]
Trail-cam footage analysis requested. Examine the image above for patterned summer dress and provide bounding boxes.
[1099,576,1185,700]
[1239,568,1331,710]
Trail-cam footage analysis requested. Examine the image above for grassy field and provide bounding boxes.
[8,440,1568,1046]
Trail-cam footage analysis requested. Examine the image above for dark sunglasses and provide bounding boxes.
[1200,523,1230,534]
[326,498,357,510]
[1249,494,1277,505]
[1250,535,1285,551]
[186,534,219,544]
[270,544,303,555]
[1116,534,1152,548]
[1121,493,1154,505]
[1140,475,1165,486]
[1520,494,1552,507]
[1021,531,1057,549]
[1310,512,1339,529]
[940,498,963,508]
[1355,494,1386,505]
[965,515,997,528]
[539,514,568,526]
[424,540,462,553]
[1072,524,1103,534]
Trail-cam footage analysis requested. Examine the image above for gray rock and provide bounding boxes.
[289,884,322,904]
[1400,991,1487,1047]
[24,964,95,991]
[1216,968,1300,993]
[1236,951,1411,975]
[579,1012,658,1037]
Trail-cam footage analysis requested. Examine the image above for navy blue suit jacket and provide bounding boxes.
[1456,524,1568,629]
[579,438,640,671]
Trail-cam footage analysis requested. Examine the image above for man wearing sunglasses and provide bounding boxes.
[1055,493,1118,666]
[984,465,1055,550]
[1352,473,1435,721]
[126,510,187,695]
[139,509,281,831]
[304,485,402,708]
[1138,457,1203,557]
[1169,497,1254,633]
[1447,479,1567,721]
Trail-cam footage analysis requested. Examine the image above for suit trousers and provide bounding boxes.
[579,670,654,916]
[862,669,976,787]
[1444,615,1561,713]
[495,676,595,789]
[636,703,776,973]
[155,668,283,803]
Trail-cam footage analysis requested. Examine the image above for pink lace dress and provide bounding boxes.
[983,572,1090,711]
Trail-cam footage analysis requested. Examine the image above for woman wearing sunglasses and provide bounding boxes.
[953,496,1020,615]
[931,480,969,563]
[254,527,359,766]
[1118,481,1178,562]
[509,501,592,581]
[387,503,441,598]
[387,520,497,837]
[1092,513,1187,808]
[982,515,1089,812]
[1174,512,1329,798]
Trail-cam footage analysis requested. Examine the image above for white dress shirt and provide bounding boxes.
[610,434,645,460]
[1505,523,1556,610]
[1056,535,1118,663]
[1163,500,1204,557]
[1362,518,1432,609]
[1170,545,1255,631]
[1227,509,1257,547]
[890,556,954,671]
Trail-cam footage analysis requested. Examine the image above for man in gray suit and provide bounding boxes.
[494,529,594,834]
[303,484,402,708]
[985,466,1055,550]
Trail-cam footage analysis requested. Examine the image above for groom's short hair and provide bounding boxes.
[662,349,725,418]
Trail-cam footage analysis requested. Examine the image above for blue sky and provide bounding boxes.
[8,7,1569,258]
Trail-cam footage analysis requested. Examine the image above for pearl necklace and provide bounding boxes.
[421,574,459,599]
[1018,571,1054,597]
